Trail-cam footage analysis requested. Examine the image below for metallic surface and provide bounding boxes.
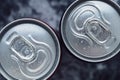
[61,0,120,62]
[0,0,120,80]
[0,18,60,80]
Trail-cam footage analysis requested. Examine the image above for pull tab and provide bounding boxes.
[85,19,111,45]
[9,33,35,62]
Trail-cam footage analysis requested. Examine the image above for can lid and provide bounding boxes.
[0,18,60,80]
[61,0,120,62]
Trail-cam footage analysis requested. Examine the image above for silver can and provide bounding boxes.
[61,0,120,62]
[0,18,61,80]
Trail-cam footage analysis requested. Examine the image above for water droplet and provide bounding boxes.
[81,40,84,44]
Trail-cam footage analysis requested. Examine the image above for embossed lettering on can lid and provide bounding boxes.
[0,18,60,80]
[61,0,120,62]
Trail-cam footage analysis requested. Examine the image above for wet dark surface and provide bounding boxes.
[0,0,120,80]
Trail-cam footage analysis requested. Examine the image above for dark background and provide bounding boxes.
[0,0,120,80]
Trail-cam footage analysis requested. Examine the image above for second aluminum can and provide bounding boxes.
[61,0,120,62]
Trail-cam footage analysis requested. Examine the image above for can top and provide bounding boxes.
[61,0,120,62]
[0,18,60,80]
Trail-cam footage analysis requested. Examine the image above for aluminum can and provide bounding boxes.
[0,18,61,80]
[61,0,120,62]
